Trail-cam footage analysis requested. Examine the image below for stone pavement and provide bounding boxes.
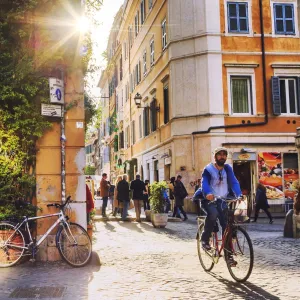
[1,216,300,300]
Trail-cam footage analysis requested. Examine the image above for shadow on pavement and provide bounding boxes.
[210,273,280,300]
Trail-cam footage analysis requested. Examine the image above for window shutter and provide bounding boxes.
[271,76,281,116]
[297,77,300,115]
[150,99,157,131]
[163,86,169,123]
[143,108,147,136]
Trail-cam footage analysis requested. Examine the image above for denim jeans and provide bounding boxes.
[201,199,228,242]
[102,196,108,216]
[122,201,129,221]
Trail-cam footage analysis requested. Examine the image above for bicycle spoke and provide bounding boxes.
[0,223,25,267]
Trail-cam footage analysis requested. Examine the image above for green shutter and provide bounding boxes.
[271,76,281,116]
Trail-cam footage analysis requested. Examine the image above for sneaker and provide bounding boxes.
[269,220,274,224]
[201,241,211,251]
[183,216,188,221]
[251,220,257,223]
[227,255,237,267]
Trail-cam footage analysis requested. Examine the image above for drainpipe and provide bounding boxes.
[191,0,268,169]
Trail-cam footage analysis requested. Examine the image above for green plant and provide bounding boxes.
[149,181,167,214]
[0,200,41,222]
[84,165,96,175]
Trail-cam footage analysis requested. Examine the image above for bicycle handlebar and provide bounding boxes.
[46,196,72,209]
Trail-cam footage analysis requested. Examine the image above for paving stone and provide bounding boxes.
[0,217,299,299]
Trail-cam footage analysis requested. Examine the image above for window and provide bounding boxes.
[143,50,147,75]
[149,0,153,10]
[163,85,169,123]
[123,42,127,60]
[131,120,136,145]
[119,55,123,81]
[280,78,297,114]
[125,125,130,148]
[150,39,155,66]
[274,3,295,35]
[143,106,150,136]
[150,98,157,131]
[139,114,143,138]
[135,61,141,85]
[119,131,124,149]
[227,2,249,33]
[128,26,133,48]
[141,0,146,24]
[135,12,139,36]
[230,76,253,114]
[162,19,167,49]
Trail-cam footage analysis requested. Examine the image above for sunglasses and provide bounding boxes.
[218,170,223,182]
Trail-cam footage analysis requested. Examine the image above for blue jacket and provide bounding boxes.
[202,164,242,199]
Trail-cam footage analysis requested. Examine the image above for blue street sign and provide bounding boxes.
[56,88,62,101]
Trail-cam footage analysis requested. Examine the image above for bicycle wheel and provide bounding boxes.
[196,224,215,272]
[0,222,25,267]
[225,226,254,282]
[57,222,92,267]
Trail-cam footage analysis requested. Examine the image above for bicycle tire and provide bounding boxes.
[196,223,215,272]
[0,222,26,267]
[56,222,92,267]
[225,226,254,282]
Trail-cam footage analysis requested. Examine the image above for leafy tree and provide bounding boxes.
[0,0,102,209]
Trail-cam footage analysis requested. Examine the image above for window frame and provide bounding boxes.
[150,38,155,66]
[273,3,295,35]
[143,49,147,76]
[227,67,256,116]
[270,0,299,37]
[135,12,140,37]
[162,18,167,49]
[279,77,298,115]
[141,0,146,25]
[227,2,249,33]
[224,0,253,36]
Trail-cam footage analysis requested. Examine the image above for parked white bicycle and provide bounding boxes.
[0,196,92,268]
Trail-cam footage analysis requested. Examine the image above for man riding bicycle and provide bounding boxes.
[201,147,242,254]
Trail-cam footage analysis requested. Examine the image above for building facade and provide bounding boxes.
[99,0,300,208]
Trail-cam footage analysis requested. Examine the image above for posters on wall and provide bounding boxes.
[258,152,284,201]
[283,153,299,199]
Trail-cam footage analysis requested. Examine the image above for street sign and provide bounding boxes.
[49,77,64,104]
[41,104,62,117]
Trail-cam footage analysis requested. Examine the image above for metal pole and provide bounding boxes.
[59,68,66,204]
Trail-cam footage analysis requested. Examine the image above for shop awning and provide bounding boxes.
[233,152,257,161]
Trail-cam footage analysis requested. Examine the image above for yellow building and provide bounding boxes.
[99,0,300,210]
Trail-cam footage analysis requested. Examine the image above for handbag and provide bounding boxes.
[234,198,249,222]
[129,199,135,210]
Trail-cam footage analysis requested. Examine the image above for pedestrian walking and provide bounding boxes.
[169,177,181,218]
[130,174,146,222]
[117,174,130,221]
[253,183,273,224]
[100,173,110,218]
[113,175,122,217]
[143,180,150,211]
[173,175,188,221]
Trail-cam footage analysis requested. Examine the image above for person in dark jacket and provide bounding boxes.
[193,177,202,217]
[130,174,146,222]
[172,175,188,221]
[253,183,273,224]
[117,174,130,221]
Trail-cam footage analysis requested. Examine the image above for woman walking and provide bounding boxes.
[143,180,150,211]
[253,183,273,224]
[113,175,123,217]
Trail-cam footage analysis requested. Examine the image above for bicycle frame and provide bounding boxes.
[5,210,68,251]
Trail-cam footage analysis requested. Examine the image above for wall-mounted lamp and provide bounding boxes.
[134,93,160,111]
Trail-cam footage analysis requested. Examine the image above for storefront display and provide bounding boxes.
[283,153,299,199]
[258,152,284,202]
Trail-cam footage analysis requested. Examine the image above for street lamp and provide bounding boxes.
[134,93,142,107]
[134,93,160,111]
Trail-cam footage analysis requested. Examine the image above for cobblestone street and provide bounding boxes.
[1,217,300,300]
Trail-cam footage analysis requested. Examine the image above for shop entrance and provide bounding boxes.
[233,161,255,218]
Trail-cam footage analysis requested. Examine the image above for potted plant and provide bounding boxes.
[149,181,168,228]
